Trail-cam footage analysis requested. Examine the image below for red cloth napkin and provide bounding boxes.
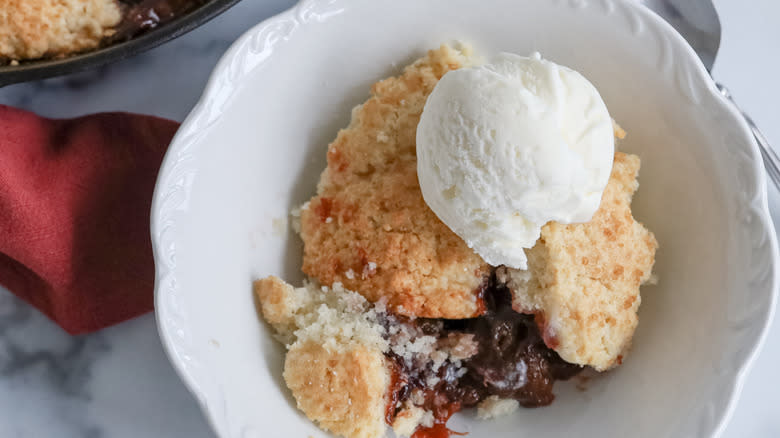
[0,105,179,334]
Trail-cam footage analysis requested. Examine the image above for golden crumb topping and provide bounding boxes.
[300,45,491,319]
[0,0,121,60]
[502,152,658,371]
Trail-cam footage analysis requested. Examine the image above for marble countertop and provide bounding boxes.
[0,1,778,436]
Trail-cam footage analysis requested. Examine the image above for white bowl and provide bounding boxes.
[151,0,779,437]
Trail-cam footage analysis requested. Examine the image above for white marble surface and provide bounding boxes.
[0,0,778,436]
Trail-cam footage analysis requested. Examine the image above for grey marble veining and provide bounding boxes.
[0,290,108,437]
[0,0,778,437]
[0,1,294,436]
[0,289,215,438]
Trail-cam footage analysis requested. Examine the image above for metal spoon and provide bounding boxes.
[640,0,780,187]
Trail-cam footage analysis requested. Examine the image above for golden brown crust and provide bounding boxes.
[504,152,658,371]
[254,276,295,329]
[0,0,121,60]
[284,340,389,438]
[255,276,391,438]
[300,45,491,319]
[253,275,301,344]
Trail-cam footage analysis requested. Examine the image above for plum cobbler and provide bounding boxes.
[0,0,208,63]
[254,45,657,438]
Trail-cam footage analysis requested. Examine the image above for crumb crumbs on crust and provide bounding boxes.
[476,396,520,420]
[391,403,431,437]
[253,276,299,344]
[255,275,475,438]
[255,277,390,438]
[0,0,121,60]
[253,276,388,352]
[504,152,658,371]
[299,45,491,320]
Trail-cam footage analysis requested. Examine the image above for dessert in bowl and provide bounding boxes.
[253,45,658,437]
[152,1,779,437]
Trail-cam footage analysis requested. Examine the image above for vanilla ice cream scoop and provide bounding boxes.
[416,52,614,269]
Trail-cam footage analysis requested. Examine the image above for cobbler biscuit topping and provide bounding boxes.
[0,0,121,61]
[299,45,491,320]
[254,44,657,438]
[0,0,208,62]
[504,152,657,371]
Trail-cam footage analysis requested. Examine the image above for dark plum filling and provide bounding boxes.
[111,0,209,42]
[385,276,582,437]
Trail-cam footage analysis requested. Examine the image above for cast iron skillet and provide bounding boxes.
[0,0,241,87]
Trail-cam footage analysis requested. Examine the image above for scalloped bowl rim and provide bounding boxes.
[151,1,780,437]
